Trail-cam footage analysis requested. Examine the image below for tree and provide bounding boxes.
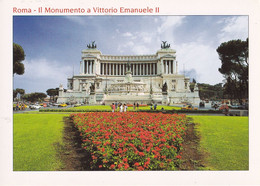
[16,88,25,95]
[13,89,18,100]
[13,43,25,75]
[46,88,59,102]
[13,88,25,100]
[216,38,248,103]
[198,83,223,100]
[22,92,47,102]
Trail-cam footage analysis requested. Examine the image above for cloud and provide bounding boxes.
[157,16,185,34]
[122,32,133,37]
[218,16,248,43]
[176,42,223,85]
[14,58,72,93]
[65,16,87,26]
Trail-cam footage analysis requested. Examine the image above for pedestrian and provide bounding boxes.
[136,102,139,110]
[154,103,157,110]
[120,104,123,112]
[115,101,118,110]
[112,103,115,112]
[150,104,153,110]
[123,104,128,112]
[133,102,136,110]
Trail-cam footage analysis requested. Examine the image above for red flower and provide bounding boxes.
[124,163,129,170]
[110,164,115,169]
[134,162,139,166]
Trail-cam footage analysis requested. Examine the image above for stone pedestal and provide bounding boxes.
[89,94,96,104]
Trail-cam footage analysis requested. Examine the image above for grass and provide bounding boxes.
[13,113,69,171]
[13,112,248,171]
[190,116,249,170]
[67,105,181,111]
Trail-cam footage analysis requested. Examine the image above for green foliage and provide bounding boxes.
[15,88,25,95]
[216,38,248,102]
[13,114,68,170]
[13,89,18,99]
[190,116,248,170]
[197,83,223,100]
[46,88,59,101]
[13,88,25,100]
[22,92,47,102]
[13,43,25,75]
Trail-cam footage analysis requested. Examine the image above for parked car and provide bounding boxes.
[58,103,67,107]
[29,104,42,109]
[74,104,81,107]
[181,105,198,110]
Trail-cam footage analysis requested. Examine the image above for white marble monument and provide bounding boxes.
[57,42,200,105]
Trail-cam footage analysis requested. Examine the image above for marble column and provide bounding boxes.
[149,63,152,75]
[93,61,96,75]
[166,61,169,74]
[169,60,172,74]
[86,61,89,74]
[119,64,121,75]
[123,64,125,75]
[82,61,85,74]
[112,63,115,75]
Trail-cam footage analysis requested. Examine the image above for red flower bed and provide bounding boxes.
[70,112,188,170]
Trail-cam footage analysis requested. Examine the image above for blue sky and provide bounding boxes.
[13,15,248,94]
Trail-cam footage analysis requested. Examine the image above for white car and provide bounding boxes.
[29,104,42,109]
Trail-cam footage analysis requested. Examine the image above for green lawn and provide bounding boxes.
[190,116,249,170]
[13,113,248,171]
[13,113,69,171]
[68,105,181,111]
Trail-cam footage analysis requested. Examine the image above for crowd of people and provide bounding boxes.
[111,102,158,112]
[111,102,141,112]
[14,102,26,111]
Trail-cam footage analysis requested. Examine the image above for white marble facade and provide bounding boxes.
[57,44,200,105]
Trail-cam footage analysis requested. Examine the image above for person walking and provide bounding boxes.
[120,103,123,112]
[136,102,139,110]
[133,102,136,110]
[123,104,128,112]
[154,103,157,110]
[112,103,115,112]
[115,101,118,110]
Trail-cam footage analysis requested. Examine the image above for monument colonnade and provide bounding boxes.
[80,59,177,76]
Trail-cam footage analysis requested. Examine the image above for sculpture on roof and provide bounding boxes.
[87,41,97,49]
[161,41,171,49]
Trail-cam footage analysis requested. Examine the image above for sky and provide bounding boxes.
[13,15,248,94]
